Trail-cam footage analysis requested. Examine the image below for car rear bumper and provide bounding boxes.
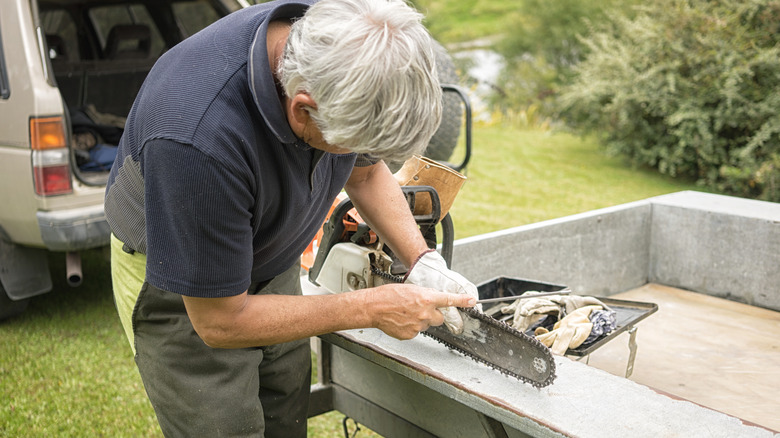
[37,204,110,251]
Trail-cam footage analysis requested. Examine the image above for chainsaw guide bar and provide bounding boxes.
[369,266,557,387]
[423,307,557,388]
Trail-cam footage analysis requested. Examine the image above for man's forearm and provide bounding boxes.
[182,284,475,349]
[183,291,371,348]
[344,161,429,267]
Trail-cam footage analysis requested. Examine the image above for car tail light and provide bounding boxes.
[30,116,73,196]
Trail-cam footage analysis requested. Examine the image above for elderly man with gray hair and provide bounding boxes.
[105,0,477,436]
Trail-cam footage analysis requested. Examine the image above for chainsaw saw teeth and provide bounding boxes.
[368,266,556,387]
[423,307,556,388]
[308,185,557,388]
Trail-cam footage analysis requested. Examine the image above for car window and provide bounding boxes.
[40,9,79,62]
[172,0,222,38]
[89,4,165,59]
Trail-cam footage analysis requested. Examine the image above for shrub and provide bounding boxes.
[491,0,638,117]
[560,0,780,201]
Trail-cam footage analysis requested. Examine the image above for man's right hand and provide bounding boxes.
[361,283,476,340]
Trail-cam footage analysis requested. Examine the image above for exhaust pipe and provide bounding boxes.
[65,251,83,287]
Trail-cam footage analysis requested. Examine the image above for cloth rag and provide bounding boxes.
[535,305,602,355]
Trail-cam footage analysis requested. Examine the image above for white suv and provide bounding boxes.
[0,0,242,319]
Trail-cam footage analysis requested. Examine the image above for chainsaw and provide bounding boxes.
[307,186,557,388]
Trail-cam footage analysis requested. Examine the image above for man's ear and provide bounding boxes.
[287,93,318,137]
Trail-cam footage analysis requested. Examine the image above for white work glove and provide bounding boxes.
[535,305,601,355]
[500,297,561,332]
[404,249,480,334]
[551,295,611,314]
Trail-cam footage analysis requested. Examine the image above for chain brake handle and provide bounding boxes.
[401,185,442,231]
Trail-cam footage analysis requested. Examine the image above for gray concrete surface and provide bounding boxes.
[649,192,780,309]
[451,200,651,296]
[451,191,780,311]
[322,325,778,437]
[586,283,780,432]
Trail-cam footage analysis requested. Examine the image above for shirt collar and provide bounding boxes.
[248,1,314,145]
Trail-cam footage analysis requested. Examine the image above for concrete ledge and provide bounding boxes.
[649,191,780,309]
[452,191,780,311]
[452,200,652,295]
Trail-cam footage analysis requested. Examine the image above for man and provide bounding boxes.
[106,0,478,436]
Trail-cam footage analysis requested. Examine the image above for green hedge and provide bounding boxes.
[561,0,780,201]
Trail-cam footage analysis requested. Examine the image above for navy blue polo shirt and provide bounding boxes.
[105,0,359,298]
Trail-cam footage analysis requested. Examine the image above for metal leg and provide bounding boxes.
[342,416,362,438]
[308,338,335,418]
[625,326,638,378]
[476,413,511,438]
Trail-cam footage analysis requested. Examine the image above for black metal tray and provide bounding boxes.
[564,297,657,356]
[477,277,658,356]
[478,276,567,299]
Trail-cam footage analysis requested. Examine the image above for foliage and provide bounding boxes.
[560,0,780,201]
[489,54,561,118]
[497,0,618,71]
[409,0,516,43]
[489,0,639,118]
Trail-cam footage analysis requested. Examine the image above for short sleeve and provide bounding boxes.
[142,139,255,297]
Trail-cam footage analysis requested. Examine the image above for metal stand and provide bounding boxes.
[567,325,640,379]
[625,326,638,378]
[342,416,362,438]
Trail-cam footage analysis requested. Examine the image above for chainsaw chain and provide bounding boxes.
[426,307,557,388]
[371,266,405,284]
[373,266,557,388]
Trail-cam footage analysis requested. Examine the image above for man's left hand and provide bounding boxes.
[404,249,480,334]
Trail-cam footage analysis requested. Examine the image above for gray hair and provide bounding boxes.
[279,0,442,163]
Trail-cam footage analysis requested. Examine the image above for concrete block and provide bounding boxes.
[452,191,780,310]
[649,191,780,311]
[452,201,651,296]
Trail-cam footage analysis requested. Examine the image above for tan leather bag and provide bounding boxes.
[393,155,466,220]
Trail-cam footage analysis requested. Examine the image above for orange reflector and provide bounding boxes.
[30,116,67,150]
[33,164,72,196]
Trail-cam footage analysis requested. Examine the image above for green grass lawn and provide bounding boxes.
[449,124,705,239]
[0,126,708,437]
[413,0,518,43]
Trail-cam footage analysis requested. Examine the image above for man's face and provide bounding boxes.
[285,93,352,155]
[299,116,352,154]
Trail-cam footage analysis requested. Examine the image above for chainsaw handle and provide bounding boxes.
[439,212,454,269]
[308,186,454,285]
[402,186,454,269]
[401,185,441,227]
